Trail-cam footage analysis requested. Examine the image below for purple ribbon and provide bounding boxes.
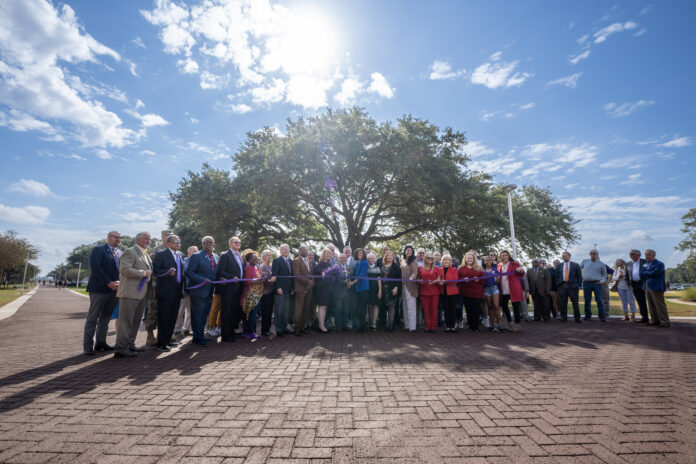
[185,270,521,290]
[137,269,176,291]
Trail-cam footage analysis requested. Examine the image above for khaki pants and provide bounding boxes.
[207,294,222,328]
[145,285,158,332]
[646,288,670,325]
[115,296,147,353]
[294,287,312,332]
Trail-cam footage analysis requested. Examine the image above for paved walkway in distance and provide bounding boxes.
[0,287,694,463]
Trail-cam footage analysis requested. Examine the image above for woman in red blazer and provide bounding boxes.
[418,252,441,332]
[458,252,486,331]
[438,255,460,332]
[496,250,525,331]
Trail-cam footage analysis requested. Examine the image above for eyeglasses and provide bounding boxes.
[425,257,433,260]
[110,235,122,239]
[172,240,181,244]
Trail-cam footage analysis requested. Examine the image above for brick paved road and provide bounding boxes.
[0,287,694,463]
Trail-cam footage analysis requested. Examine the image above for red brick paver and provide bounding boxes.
[0,287,694,463]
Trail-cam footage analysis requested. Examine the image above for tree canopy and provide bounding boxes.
[0,231,39,286]
[169,108,579,259]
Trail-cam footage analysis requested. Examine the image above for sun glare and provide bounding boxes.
[276,10,339,75]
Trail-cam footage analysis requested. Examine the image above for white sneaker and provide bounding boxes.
[207,327,220,337]
[483,317,491,329]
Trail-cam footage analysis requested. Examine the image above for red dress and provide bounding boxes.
[497,261,525,302]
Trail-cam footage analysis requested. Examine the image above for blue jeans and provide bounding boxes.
[190,295,212,343]
[274,292,291,334]
[243,301,260,334]
[583,282,605,320]
[352,291,368,331]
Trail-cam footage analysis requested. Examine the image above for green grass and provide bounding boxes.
[673,287,696,302]
[525,289,696,318]
[0,286,34,308]
[73,288,88,295]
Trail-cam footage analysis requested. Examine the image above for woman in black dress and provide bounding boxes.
[315,248,334,333]
[380,250,401,331]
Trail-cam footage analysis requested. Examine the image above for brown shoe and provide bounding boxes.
[630,314,636,322]
[658,322,670,327]
[146,330,157,346]
[623,314,630,321]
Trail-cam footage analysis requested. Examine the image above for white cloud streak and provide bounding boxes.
[603,100,655,118]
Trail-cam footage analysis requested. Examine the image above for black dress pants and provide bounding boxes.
[221,289,242,341]
[157,296,181,347]
[631,281,650,322]
[557,283,581,320]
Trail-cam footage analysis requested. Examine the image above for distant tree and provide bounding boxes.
[0,231,39,286]
[676,208,696,253]
[169,108,579,257]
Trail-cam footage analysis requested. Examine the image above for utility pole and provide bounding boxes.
[21,251,30,292]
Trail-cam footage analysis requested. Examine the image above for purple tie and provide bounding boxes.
[176,253,181,283]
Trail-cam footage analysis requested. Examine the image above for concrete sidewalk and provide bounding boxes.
[0,286,694,463]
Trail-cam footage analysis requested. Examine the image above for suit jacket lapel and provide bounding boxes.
[136,247,152,270]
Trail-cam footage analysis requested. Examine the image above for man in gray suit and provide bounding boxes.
[114,231,153,358]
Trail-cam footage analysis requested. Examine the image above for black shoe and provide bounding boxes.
[95,343,114,352]
[221,337,235,342]
[300,329,309,334]
[168,341,179,347]
[192,339,208,346]
[157,346,171,352]
[129,346,146,352]
[83,350,95,356]
[276,332,284,337]
[640,319,650,324]
[295,331,302,336]
[584,317,591,321]
[114,351,137,358]
[261,331,270,336]
[575,318,582,323]
[600,319,607,322]
[560,318,567,322]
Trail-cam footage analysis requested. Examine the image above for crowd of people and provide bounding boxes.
[81,229,672,357]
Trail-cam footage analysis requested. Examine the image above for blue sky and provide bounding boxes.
[1,0,694,274]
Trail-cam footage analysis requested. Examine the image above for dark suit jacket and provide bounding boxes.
[185,250,218,299]
[555,261,583,289]
[625,259,646,285]
[217,249,244,295]
[292,256,314,293]
[527,267,552,295]
[640,259,666,292]
[272,255,294,293]
[86,243,120,293]
[153,248,185,299]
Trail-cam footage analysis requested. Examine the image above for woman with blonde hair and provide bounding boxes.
[418,252,441,332]
[380,250,401,331]
[613,258,636,321]
[458,251,486,331]
[438,254,460,332]
[401,245,419,332]
[367,252,382,331]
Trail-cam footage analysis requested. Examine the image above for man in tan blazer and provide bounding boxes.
[292,245,314,336]
[114,231,153,357]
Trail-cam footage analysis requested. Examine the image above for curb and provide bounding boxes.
[68,289,89,299]
[0,286,38,321]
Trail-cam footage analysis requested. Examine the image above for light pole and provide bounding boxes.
[74,262,82,289]
[21,251,30,292]
[504,184,518,261]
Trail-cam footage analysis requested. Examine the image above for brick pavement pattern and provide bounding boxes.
[0,287,694,463]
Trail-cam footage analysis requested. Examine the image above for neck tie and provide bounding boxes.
[208,253,215,270]
[564,263,569,282]
[176,253,181,283]
[112,247,118,267]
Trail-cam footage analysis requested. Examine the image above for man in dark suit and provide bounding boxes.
[626,249,650,324]
[555,251,583,322]
[640,249,670,327]
[216,236,243,342]
[528,259,552,321]
[185,236,218,346]
[144,229,173,346]
[292,245,314,336]
[153,235,185,352]
[83,231,122,355]
[272,243,293,336]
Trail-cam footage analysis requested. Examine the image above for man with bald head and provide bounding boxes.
[272,244,293,336]
[83,230,122,355]
[292,245,314,336]
[185,236,219,346]
[640,249,670,327]
[114,231,153,357]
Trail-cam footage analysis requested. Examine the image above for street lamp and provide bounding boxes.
[503,184,518,262]
[74,262,82,289]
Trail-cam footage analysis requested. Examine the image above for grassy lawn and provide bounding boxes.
[526,290,696,318]
[72,288,88,295]
[0,286,34,308]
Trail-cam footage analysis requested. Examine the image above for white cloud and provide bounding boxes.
[640,5,653,15]
[367,72,394,99]
[470,52,530,89]
[522,142,598,168]
[228,103,252,114]
[660,137,692,148]
[95,149,112,159]
[140,150,156,156]
[603,100,654,118]
[142,0,393,111]
[138,113,170,127]
[0,203,50,224]
[132,37,146,49]
[577,34,590,46]
[428,60,465,80]
[0,0,138,148]
[594,21,638,44]
[334,77,363,105]
[600,154,649,169]
[634,28,648,37]
[547,72,583,88]
[569,50,591,65]
[0,109,61,140]
[9,179,55,198]
[128,61,139,77]
[464,141,523,175]
[620,173,645,185]
[520,103,535,110]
